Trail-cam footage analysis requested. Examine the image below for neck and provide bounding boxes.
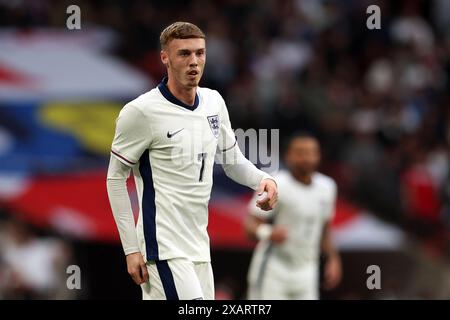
[292,171,313,185]
[167,76,197,106]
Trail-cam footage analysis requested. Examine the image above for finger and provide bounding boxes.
[268,192,277,208]
[269,198,278,209]
[132,269,144,285]
[256,199,270,211]
[266,185,275,199]
[129,272,139,285]
[258,194,277,210]
[141,264,149,282]
[256,183,264,196]
[256,197,269,205]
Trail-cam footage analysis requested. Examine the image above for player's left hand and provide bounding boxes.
[323,254,342,290]
[256,178,278,211]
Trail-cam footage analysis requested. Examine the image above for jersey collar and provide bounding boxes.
[157,76,199,111]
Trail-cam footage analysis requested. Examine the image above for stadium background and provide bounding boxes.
[0,0,449,299]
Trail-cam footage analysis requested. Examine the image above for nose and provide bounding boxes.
[189,53,198,67]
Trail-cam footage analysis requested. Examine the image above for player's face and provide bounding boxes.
[161,38,206,89]
[285,137,321,175]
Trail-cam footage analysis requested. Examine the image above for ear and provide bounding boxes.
[160,50,169,68]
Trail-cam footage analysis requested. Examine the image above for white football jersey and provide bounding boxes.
[111,78,253,262]
[248,170,337,283]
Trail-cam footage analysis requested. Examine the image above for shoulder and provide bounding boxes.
[313,172,337,192]
[115,89,162,127]
[198,87,225,105]
[118,88,163,119]
[126,88,162,111]
[198,87,223,99]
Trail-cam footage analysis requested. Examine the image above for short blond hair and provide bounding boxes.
[160,22,205,49]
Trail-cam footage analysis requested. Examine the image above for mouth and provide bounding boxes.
[187,70,199,77]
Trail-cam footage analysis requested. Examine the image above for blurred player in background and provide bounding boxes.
[106,22,278,300]
[245,132,341,299]
[0,217,72,299]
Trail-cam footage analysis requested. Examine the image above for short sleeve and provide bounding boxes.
[111,104,151,166]
[324,180,338,221]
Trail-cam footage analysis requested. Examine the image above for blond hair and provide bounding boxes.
[160,22,205,49]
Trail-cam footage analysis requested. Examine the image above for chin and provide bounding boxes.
[186,80,199,88]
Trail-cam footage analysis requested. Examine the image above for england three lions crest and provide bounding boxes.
[207,115,220,138]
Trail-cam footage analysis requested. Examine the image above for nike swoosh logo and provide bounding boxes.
[167,128,184,138]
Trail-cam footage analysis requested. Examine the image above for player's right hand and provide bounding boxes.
[270,225,288,244]
[126,252,149,285]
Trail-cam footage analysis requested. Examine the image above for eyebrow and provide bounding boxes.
[177,48,205,54]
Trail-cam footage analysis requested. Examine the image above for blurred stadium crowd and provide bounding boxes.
[0,0,449,299]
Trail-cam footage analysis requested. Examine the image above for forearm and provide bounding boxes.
[245,215,265,240]
[321,222,343,289]
[106,155,140,255]
[322,240,339,260]
[321,223,339,259]
[219,145,273,190]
